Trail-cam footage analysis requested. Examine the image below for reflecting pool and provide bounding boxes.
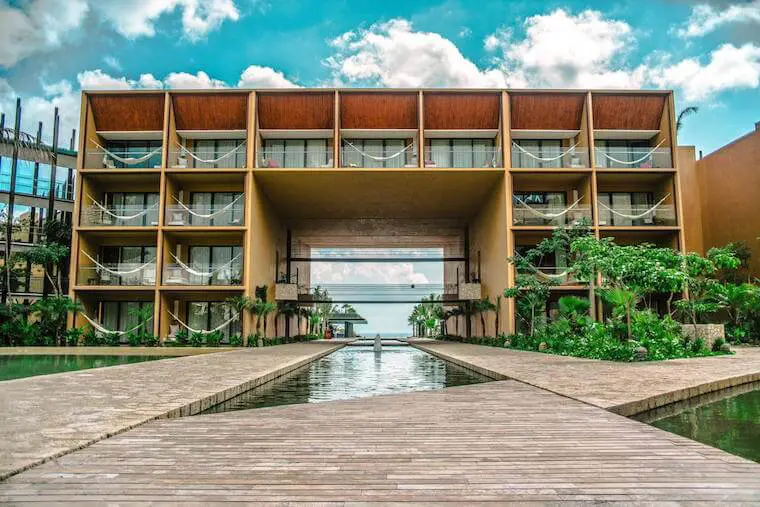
[203,345,491,413]
[0,354,167,381]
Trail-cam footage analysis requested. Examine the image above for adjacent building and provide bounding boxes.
[69,89,684,339]
[0,116,77,302]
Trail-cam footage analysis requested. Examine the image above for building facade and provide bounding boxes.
[680,122,760,277]
[0,130,76,301]
[69,89,685,339]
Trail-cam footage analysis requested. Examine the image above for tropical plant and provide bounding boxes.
[205,330,223,347]
[504,274,552,337]
[22,243,69,295]
[474,297,497,337]
[676,106,698,133]
[188,331,205,347]
[229,334,243,347]
[30,295,82,346]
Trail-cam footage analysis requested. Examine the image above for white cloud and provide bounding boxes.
[677,1,760,38]
[163,71,227,89]
[0,0,88,67]
[491,9,647,88]
[649,43,760,101]
[0,0,241,68]
[326,18,507,87]
[312,262,430,286]
[103,56,122,71]
[238,65,299,88]
[92,0,240,41]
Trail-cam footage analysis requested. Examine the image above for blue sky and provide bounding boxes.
[1,0,759,333]
[1,0,759,153]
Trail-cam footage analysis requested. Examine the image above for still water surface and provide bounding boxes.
[203,345,491,413]
[0,354,167,381]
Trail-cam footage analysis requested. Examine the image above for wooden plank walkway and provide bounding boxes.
[2,380,758,504]
[0,343,342,479]
[414,341,760,415]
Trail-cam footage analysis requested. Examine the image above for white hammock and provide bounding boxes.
[514,253,573,281]
[344,140,414,161]
[512,141,579,162]
[596,139,666,165]
[597,194,671,220]
[513,196,584,219]
[80,312,147,336]
[169,252,242,278]
[177,141,246,164]
[81,251,154,276]
[171,193,244,219]
[87,194,159,221]
[91,139,162,165]
[168,309,239,335]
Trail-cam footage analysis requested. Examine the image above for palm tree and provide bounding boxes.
[277,303,299,337]
[676,106,699,133]
[475,297,497,337]
[261,301,277,339]
[495,294,502,336]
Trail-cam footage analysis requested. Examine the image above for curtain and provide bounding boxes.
[632,192,653,225]
[189,246,211,285]
[102,302,119,331]
[473,139,489,167]
[190,193,212,226]
[518,140,538,169]
[145,193,159,225]
[188,302,209,331]
[430,139,450,167]
[263,140,285,167]
[285,139,305,168]
[612,193,633,226]
[211,246,232,285]
[306,139,328,167]
[363,140,382,168]
[452,139,471,168]
[541,140,562,169]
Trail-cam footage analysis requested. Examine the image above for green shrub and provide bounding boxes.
[142,333,159,347]
[712,337,726,352]
[104,332,121,346]
[64,327,83,346]
[189,331,205,347]
[205,330,223,347]
[174,329,189,346]
[126,331,142,347]
[229,334,243,347]
[246,333,258,347]
[82,327,104,346]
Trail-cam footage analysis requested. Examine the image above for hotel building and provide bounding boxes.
[69,89,684,339]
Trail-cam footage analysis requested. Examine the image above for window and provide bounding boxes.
[105,140,162,168]
[512,140,563,169]
[99,246,156,285]
[104,192,159,226]
[189,192,244,226]
[342,139,414,168]
[598,192,654,226]
[596,140,650,168]
[187,245,243,285]
[102,301,154,334]
[428,139,496,168]
[190,139,246,169]
[186,301,241,339]
[262,139,329,168]
[513,192,567,226]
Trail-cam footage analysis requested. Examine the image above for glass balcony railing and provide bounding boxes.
[78,263,157,286]
[259,149,334,168]
[597,203,676,226]
[85,148,163,169]
[0,225,47,244]
[512,204,592,227]
[341,148,418,169]
[516,266,581,285]
[594,147,672,169]
[162,263,243,286]
[424,148,502,168]
[164,204,244,227]
[169,145,247,169]
[81,205,159,227]
[511,148,588,168]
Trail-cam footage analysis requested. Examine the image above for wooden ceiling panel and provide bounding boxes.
[90,94,165,131]
[340,92,418,129]
[258,93,334,129]
[424,93,500,130]
[173,93,248,130]
[592,94,667,130]
[510,93,585,130]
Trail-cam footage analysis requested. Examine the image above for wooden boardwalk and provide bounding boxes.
[2,380,759,504]
[414,341,760,415]
[0,343,342,479]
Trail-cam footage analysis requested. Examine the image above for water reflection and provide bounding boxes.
[202,346,491,413]
[638,382,760,463]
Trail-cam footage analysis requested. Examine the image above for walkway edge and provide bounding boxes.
[0,343,343,482]
[412,342,760,416]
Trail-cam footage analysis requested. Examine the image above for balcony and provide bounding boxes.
[164,199,244,227]
[81,203,159,227]
[424,147,501,168]
[512,203,592,227]
[85,146,163,169]
[259,147,333,168]
[168,141,247,169]
[162,260,243,286]
[594,146,672,169]
[597,201,676,226]
[511,145,588,169]
[78,262,157,286]
[341,144,418,169]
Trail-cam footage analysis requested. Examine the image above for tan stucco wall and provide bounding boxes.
[695,128,760,276]
[468,175,509,337]
[677,146,705,255]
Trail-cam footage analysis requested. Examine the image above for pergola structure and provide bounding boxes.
[327,309,368,338]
